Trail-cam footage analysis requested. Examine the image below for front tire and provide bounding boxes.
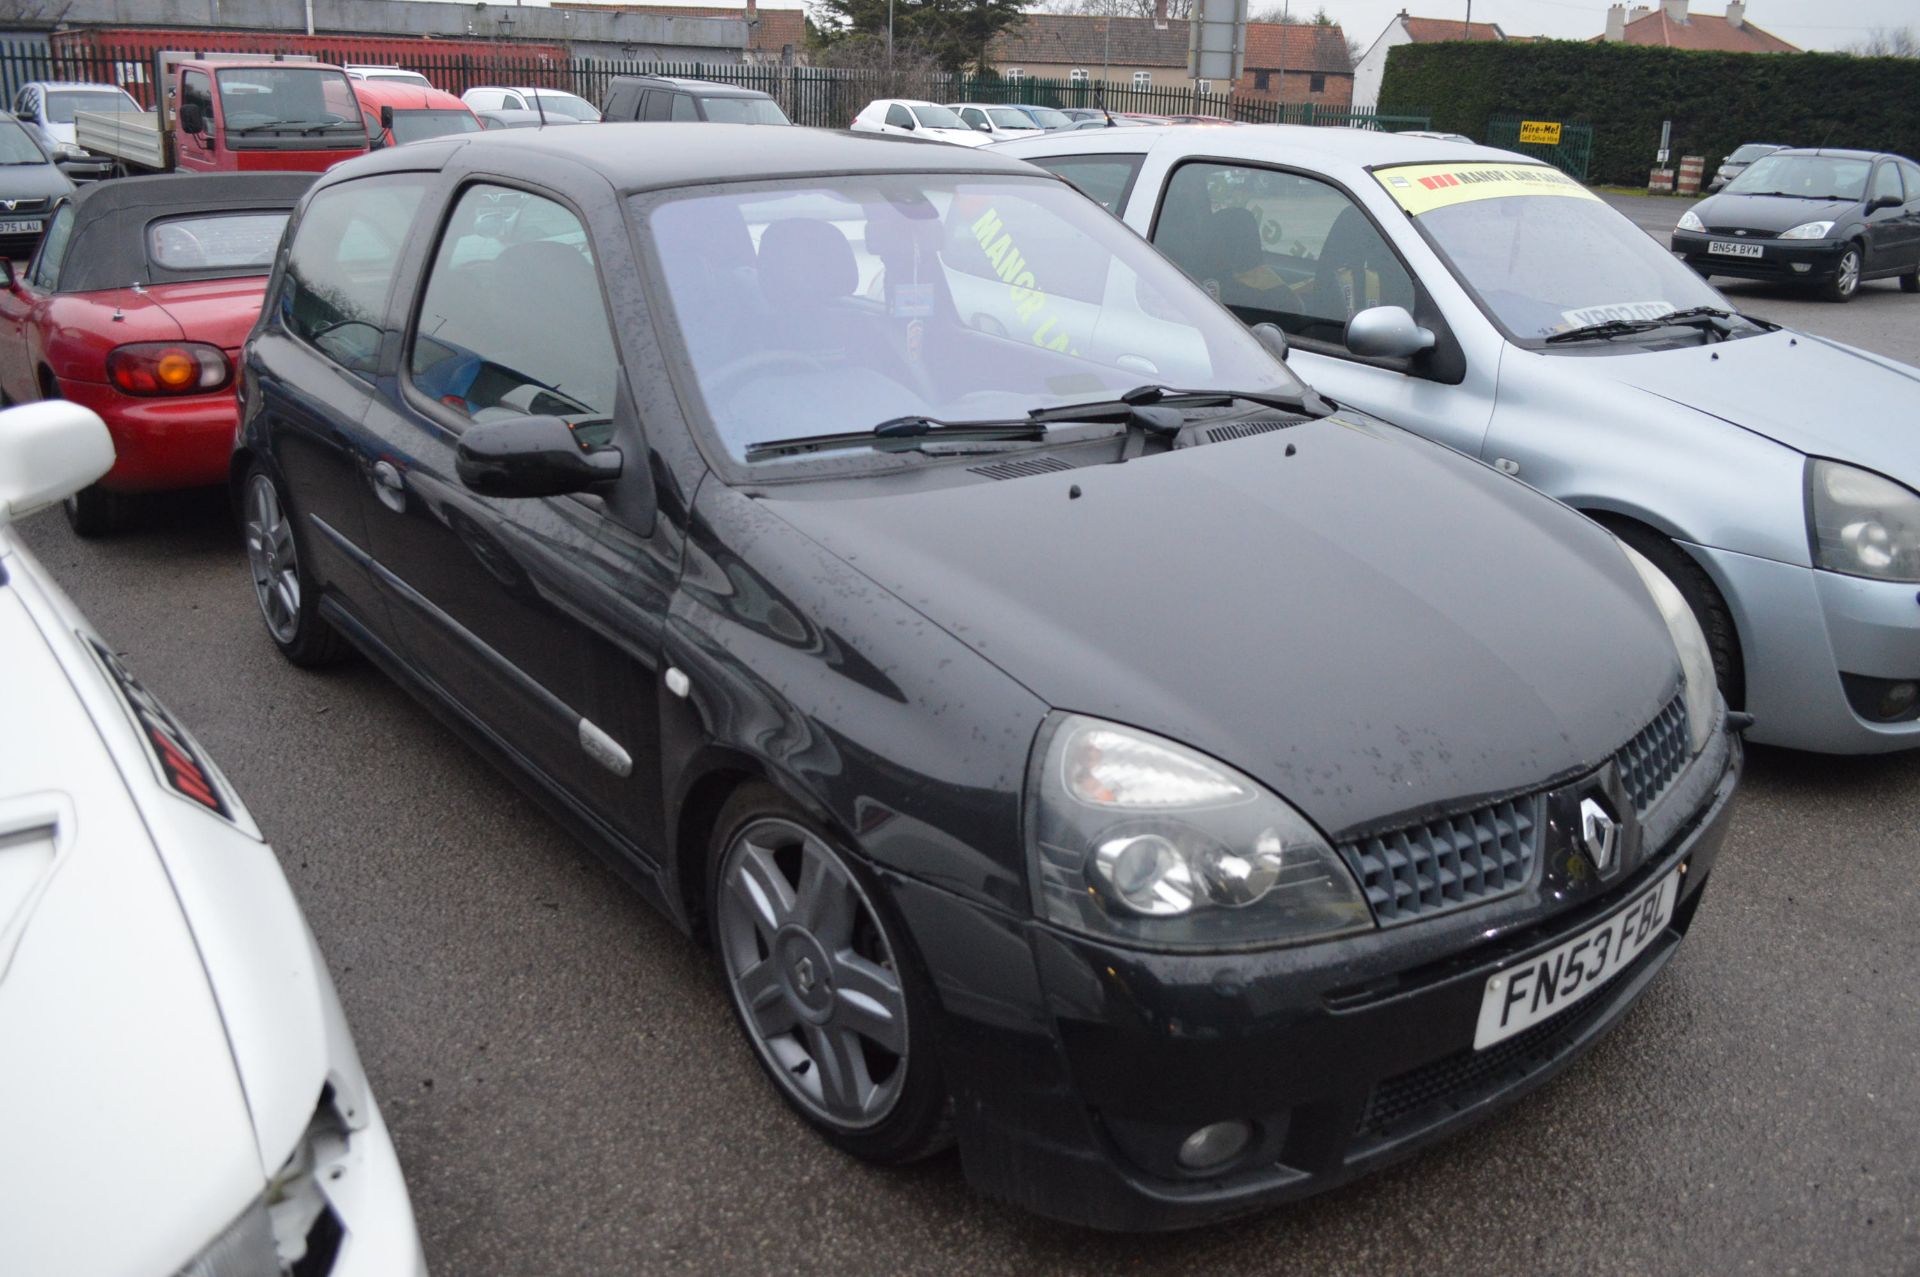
[1822,244,1862,302]
[1900,269,1918,294]
[1609,522,1745,711]
[241,463,350,667]
[709,784,950,1165]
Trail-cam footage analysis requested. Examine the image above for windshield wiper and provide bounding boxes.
[1544,306,1744,345]
[744,417,1049,461]
[228,119,356,136]
[1108,383,1335,417]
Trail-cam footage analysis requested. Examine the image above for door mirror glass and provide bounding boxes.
[180,101,206,135]
[1868,193,1901,212]
[455,414,622,497]
[1345,305,1436,359]
[379,104,395,132]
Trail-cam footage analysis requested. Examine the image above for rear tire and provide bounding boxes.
[1608,521,1745,711]
[1901,270,1918,294]
[1821,244,1862,302]
[63,486,124,538]
[241,462,351,667]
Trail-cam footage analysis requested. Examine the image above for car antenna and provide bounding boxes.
[1094,85,1113,128]
[533,86,548,127]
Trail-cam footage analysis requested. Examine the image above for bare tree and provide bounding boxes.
[1039,0,1197,22]
[1844,27,1920,57]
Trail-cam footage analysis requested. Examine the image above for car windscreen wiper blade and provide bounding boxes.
[1544,306,1741,345]
[744,416,1048,461]
[1106,383,1335,417]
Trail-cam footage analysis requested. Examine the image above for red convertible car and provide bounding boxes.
[0,173,314,534]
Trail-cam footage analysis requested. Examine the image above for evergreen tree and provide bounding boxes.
[815,0,1027,73]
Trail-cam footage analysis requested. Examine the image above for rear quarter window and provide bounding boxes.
[148,212,289,272]
[1029,154,1145,216]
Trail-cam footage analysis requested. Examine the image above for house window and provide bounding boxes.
[1007,68,1024,82]
[1255,69,1270,91]
[1133,71,1151,87]
[1310,72,1326,93]
[1197,79,1212,95]
[1070,69,1088,84]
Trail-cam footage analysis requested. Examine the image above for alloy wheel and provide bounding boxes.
[717,817,909,1130]
[1836,249,1860,298]
[244,473,302,645]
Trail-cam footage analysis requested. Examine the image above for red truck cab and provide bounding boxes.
[350,78,481,149]
[172,58,367,173]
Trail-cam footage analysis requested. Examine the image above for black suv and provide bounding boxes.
[600,75,789,125]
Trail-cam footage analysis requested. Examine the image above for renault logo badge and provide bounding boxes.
[1580,797,1619,872]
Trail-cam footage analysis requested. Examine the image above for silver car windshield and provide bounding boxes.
[1727,154,1870,199]
[1416,192,1726,342]
[643,174,1306,466]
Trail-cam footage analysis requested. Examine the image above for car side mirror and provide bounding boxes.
[0,401,115,528]
[973,120,992,132]
[1869,194,1901,212]
[900,118,915,131]
[180,101,206,135]
[380,104,394,132]
[1250,321,1290,363]
[1345,305,1436,359]
[455,414,622,498]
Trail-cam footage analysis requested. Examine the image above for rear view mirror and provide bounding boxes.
[379,104,394,132]
[180,101,206,135]
[455,414,622,498]
[0,401,115,527]
[1868,194,1901,212]
[1346,305,1436,359]
[1250,321,1290,363]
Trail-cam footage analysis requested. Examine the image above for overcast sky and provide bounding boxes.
[1314,0,1910,53]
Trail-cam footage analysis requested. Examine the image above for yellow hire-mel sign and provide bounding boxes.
[1372,161,1600,217]
[1518,120,1563,145]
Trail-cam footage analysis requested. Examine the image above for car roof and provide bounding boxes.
[1773,147,1891,161]
[333,122,1044,193]
[351,79,468,109]
[56,172,316,292]
[19,81,127,92]
[993,122,1535,173]
[610,74,772,97]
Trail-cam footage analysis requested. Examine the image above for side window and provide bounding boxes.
[505,93,527,111]
[671,93,699,121]
[1903,161,1920,205]
[180,70,213,132]
[1151,160,1416,351]
[27,204,74,291]
[409,185,618,448]
[280,175,427,374]
[604,84,637,120]
[1870,162,1903,205]
[885,103,913,129]
[1031,154,1145,217]
[960,107,985,128]
[641,91,672,122]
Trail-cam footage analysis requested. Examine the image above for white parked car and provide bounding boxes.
[850,99,991,146]
[0,402,428,1274]
[946,101,1045,139]
[345,65,434,88]
[996,125,1920,753]
[460,85,601,121]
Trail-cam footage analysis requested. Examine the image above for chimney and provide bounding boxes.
[1725,0,1745,29]
[1605,3,1626,41]
[1661,0,1688,21]
[1154,0,1167,32]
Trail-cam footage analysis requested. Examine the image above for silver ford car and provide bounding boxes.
[996,126,1920,753]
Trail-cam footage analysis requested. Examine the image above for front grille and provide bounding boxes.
[1705,225,1775,239]
[1354,949,1653,1142]
[1615,694,1689,815]
[1339,796,1542,927]
[0,197,48,215]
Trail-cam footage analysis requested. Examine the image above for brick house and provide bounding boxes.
[986,14,1351,106]
[1600,0,1799,52]
[1353,10,1509,109]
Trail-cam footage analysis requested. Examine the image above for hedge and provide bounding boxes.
[1377,41,1920,187]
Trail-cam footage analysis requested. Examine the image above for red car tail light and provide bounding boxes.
[105,342,231,396]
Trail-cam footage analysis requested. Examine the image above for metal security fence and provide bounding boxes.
[1485,116,1595,183]
[0,38,1427,136]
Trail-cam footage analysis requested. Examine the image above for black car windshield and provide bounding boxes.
[642,174,1307,468]
[910,104,967,129]
[148,212,290,272]
[1382,166,1729,344]
[0,120,47,164]
[702,96,790,125]
[1727,154,1870,199]
[217,67,361,133]
[389,109,482,143]
[45,88,139,122]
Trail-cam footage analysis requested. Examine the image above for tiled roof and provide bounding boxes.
[990,14,1351,73]
[1613,9,1799,52]
[1399,16,1506,43]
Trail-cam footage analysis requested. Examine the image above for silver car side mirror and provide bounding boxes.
[1250,322,1289,363]
[1345,305,1436,359]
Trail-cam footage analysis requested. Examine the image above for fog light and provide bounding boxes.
[1881,681,1919,719]
[1176,1119,1252,1171]
[1840,672,1920,723]
[1791,262,1812,273]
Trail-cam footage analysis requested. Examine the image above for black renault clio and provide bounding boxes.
[235,126,1740,1229]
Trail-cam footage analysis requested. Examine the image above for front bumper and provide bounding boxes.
[1671,229,1848,283]
[1689,541,1920,752]
[55,377,239,493]
[891,734,1740,1230]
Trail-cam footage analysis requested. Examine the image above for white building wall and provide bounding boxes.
[1351,17,1409,110]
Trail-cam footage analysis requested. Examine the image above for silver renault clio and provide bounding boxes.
[997,126,1920,753]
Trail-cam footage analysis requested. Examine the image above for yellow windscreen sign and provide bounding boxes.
[1374,162,1600,216]
[1518,120,1562,145]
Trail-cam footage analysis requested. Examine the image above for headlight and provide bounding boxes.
[1807,459,1920,583]
[1618,544,1717,755]
[1778,220,1835,240]
[176,1197,278,1276]
[51,142,85,160]
[1029,715,1372,949]
[1676,210,1705,232]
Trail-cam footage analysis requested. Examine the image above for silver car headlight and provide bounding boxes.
[1618,543,1716,755]
[1676,210,1705,232]
[1807,459,1920,583]
[176,1197,278,1276]
[1029,714,1372,949]
[1777,220,1835,240]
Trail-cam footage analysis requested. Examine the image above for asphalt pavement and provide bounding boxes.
[16,222,1920,1275]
